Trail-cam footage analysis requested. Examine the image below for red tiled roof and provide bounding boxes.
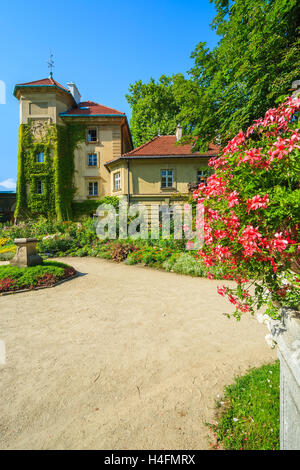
[15,77,70,92]
[123,135,219,156]
[61,101,125,116]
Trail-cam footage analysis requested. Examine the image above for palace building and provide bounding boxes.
[14,76,218,219]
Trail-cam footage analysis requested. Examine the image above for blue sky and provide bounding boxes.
[0,0,218,191]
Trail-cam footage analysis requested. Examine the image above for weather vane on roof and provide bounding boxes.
[47,52,54,79]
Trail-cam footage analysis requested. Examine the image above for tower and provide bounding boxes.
[13,77,79,220]
[13,75,133,220]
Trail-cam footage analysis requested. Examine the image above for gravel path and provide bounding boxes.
[0,257,276,449]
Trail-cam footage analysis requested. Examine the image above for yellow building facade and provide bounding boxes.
[14,77,218,218]
[106,134,219,207]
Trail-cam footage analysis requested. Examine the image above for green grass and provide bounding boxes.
[209,361,280,450]
[0,260,76,292]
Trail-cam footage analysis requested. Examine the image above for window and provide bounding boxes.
[197,170,207,184]
[88,154,98,166]
[87,129,97,142]
[114,172,121,191]
[161,169,174,189]
[36,181,43,194]
[36,152,45,163]
[88,181,98,196]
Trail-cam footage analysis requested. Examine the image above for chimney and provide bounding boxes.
[67,82,81,105]
[175,124,182,142]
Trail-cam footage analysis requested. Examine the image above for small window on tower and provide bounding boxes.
[87,129,98,142]
[36,181,43,194]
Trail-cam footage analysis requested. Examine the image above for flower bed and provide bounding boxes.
[0,261,76,294]
[0,218,227,279]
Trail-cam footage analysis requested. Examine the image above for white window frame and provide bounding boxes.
[88,181,98,196]
[114,172,121,191]
[88,153,98,166]
[161,169,174,189]
[87,128,98,143]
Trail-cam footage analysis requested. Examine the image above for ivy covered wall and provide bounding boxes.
[15,122,85,221]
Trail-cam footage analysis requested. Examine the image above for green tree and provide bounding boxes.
[125,76,181,147]
[183,0,300,149]
[126,0,300,150]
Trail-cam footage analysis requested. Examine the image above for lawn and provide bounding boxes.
[0,260,76,293]
[208,361,280,450]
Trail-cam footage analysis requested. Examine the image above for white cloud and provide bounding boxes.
[0,178,16,191]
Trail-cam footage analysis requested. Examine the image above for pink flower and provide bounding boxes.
[214,230,228,240]
[206,208,222,220]
[238,148,262,166]
[198,250,215,266]
[269,137,289,160]
[215,245,231,261]
[227,191,239,208]
[238,226,263,257]
[270,233,289,253]
[217,285,227,296]
[246,194,269,213]
[205,174,227,198]
[192,96,300,317]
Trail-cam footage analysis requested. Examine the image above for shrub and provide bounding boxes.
[38,235,77,255]
[0,241,17,261]
[72,196,120,219]
[0,222,33,240]
[193,96,300,319]
[124,244,180,267]
[0,251,15,261]
[163,252,225,278]
[124,253,138,265]
[167,253,206,277]
[110,242,139,262]
[162,253,181,271]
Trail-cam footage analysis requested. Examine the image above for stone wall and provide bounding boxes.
[275,308,300,450]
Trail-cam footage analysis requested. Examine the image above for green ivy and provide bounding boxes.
[15,124,31,219]
[72,195,120,219]
[15,122,85,221]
